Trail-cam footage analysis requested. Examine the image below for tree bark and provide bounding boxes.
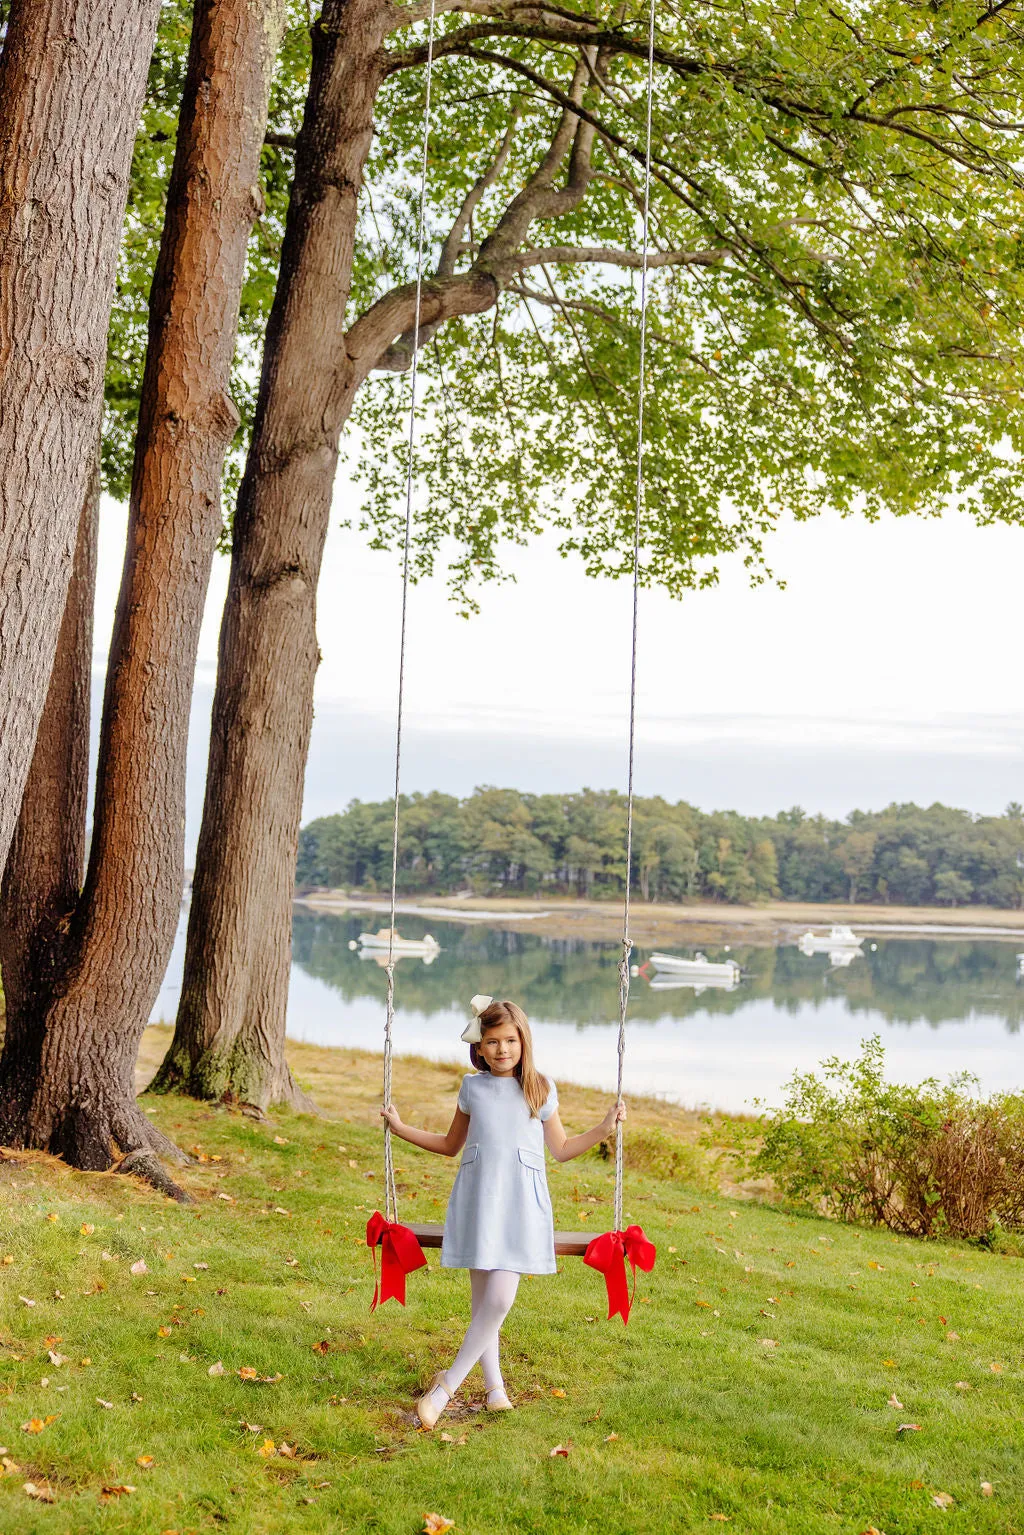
[0,0,287,1172]
[0,0,163,875]
[0,457,98,1134]
[157,0,395,1110]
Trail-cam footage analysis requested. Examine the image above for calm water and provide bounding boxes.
[154,910,1024,1113]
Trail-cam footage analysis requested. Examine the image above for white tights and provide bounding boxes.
[433,1269,520,1402]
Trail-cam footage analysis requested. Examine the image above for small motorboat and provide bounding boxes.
[636,951,743,992]
[797,924,862,956]
[350,927,440,957]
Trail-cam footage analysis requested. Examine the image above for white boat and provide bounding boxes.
[644,951,742,986]
[797,925,863,956]
[351,927,440,956]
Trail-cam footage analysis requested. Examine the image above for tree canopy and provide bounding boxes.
[297,790,1024,907]
[108,0,1024,606]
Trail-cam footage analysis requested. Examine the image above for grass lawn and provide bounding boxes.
[0,1035,1021,1533]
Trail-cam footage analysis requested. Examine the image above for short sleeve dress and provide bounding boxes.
[441,1071,559,1275]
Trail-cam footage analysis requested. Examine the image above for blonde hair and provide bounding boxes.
[470,999,549,1117]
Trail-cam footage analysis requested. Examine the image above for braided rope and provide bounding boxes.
[383,0,438,1225]
[614,0,657,1235]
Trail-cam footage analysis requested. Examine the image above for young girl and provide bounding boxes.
[380,994,625,1429]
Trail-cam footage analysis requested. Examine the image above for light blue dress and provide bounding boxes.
[441,1072,559,1275]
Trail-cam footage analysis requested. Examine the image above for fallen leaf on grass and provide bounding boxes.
[23,1481,56,1502]
[273,1208,291,1218]
[257,1439,276,1458]
[130,1260,148,1276]
[208,1361,226,1377]
[945,1331,960,1342]
[19,1296,35,1307]
[603,1432,619,1442]
[47,1350,67,1367]
[157,1326,172,1338]
[709,1518,731,1525]
[932,1492,954,1509]
[882,1359,896,1368]
[96,1398,114,1409]
[238,1367,259,1380]
[981,1482,994,1497]
[21,1416,58,1433]
[136,1455,155,1469]
[887,1395,904,1410]
[278,1443,298,1459]
[194,1262,209,1270]
[897,1424,921,1436]
[550,1387,566,1398]
[240,1422,262,1433]
[990,1362,1003,1374]
[954,1381,972,1392]
[312,1341,330,1355]
[422,1516,455,1535]
[273,1136,289,1146]
[3,1456,23,1473]
[100,1484,136,1501]
[860,1527,887,1534]
[2,1255,13,1265]
[759,1339,778,1349]
[80,1224,94,1236]
[549,1443,572,1458]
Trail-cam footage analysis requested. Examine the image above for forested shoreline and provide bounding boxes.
[297,790,1024,909]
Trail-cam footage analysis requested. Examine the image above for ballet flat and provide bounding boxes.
[416,1372,450,1431]
[485,1388,514,1412]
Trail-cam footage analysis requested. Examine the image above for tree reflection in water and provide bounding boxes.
[291,911,1024,1036]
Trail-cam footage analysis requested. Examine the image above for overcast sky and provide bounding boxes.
[93,484,1024,856]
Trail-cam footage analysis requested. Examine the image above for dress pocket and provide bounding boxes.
[517,1147,545,1172]
[459,1143,480,1170]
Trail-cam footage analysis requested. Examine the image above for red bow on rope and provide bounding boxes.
[365,1212,427,1311]
[584,1225,657,1326]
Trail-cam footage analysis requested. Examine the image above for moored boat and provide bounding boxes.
[797,924,862,956]
[352,927,440,956]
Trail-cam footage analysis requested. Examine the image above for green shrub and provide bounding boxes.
[738,1037,1024,1240]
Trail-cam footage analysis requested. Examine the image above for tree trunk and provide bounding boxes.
[0,0,163,874]
[0,457,98,1134]
[0,0,287,1172]
[157,0,393,1110]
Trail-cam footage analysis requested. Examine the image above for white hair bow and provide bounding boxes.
[460,993,493,1044]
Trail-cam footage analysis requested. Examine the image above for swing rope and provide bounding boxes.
[382,0,439,1227]
[614,0,657,1236]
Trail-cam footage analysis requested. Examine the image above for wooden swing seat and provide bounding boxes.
[375,1222,592,1257]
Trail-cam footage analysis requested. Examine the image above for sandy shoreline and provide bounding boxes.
[295,890,1024,947]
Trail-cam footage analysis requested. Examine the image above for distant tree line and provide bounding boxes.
[296,791,1024,908]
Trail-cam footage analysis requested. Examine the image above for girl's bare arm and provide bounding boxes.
[380,1103,470,1158]
[543,1102,625,1163]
